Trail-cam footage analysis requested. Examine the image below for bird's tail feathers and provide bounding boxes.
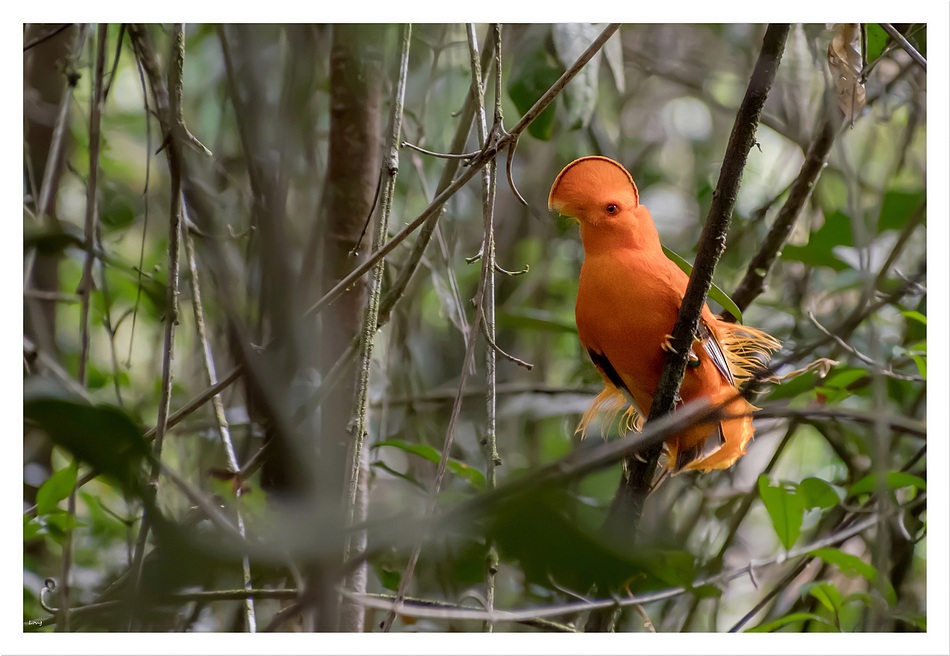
[665,395,757,473]
[713,320,781,386]
[576,384,643,440]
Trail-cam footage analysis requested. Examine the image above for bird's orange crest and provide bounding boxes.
[548,156,639,220]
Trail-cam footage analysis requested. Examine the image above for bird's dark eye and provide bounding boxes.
[606,204,619,215]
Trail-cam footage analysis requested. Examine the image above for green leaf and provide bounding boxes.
[507,26,562,140]
[814,366,869,404]
[370,461,426,492]
[848,471,926,497]
[878,189,925,233]
[909,26,926,57]
[634,548,696,588]
[79,491,132,540]
[375,439,486,491]
[662,246,743,323]
[690,584,722,599]
[35,461,78,516]
[758,475,804,550]
[797,477,843,510]
[822,367,868,390]
[766,366,820,402]
[497,308,577,335]
[373,563,401,591]
[900,311,927,326]
[487,485,695,592]
[747,611,834,633]
[43,510,83,545]
[24,378,149,493]
[23,224,85,255]
[891,612,927,631]
[811,547,897,605]
[910,353,926,378]
[24,516,46,541]
[865,24,890,65]
[803,581,843,619]
[781,211,852,271]
[101,196,136,231]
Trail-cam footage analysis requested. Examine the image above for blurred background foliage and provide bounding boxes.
[23,23,926,633]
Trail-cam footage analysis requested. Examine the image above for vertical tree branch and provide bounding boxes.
[586,23,790,632]
[126,23,188,629]
[312,23,386,631]
[380,25,512,631]
[465,22,503,633]
[24,24,86,356]
[339,23,412,633]
[60,24,107,633]
[183,223,257,632]
[77,24,107,387]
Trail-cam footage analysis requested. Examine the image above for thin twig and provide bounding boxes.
[342,23,412,633]
[756,404,926,439]
[102,24,126,101]
[23,290,81,303]
[299,36,495,429]
[480,320,534,370]
[127,23,188,630]
[184,222,257,632]
[126,32,153,367]
[872,201,926,293]
[378,382,598,407]
[879,24,927,71]
[727,556,813,632]
[775,263,927,373]
[95,228,126,408]
[465,22,502,633]
[23,23,73,51]
[401,141,479,159]
[77,24,107,387]
[806,311,924,382]
[61,25,108,633]
[25,25,87,293]
[380,35,501,632]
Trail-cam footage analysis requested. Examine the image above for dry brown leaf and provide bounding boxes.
[827,23,867,125]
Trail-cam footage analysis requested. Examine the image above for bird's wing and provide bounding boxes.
[587,347,630,396]
[698,319,735,386]
[670,320,734,471]
[586,347,645,420]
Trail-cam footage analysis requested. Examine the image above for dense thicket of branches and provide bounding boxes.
[23,23,927,636]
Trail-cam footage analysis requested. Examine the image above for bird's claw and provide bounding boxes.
[662,334,701,367]
[661,334,677,354]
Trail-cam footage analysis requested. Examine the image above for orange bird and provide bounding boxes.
[548,156,780,472]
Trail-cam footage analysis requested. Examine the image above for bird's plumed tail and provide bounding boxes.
[578,318,780,473]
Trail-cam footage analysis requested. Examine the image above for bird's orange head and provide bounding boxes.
[547,156,640,227]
